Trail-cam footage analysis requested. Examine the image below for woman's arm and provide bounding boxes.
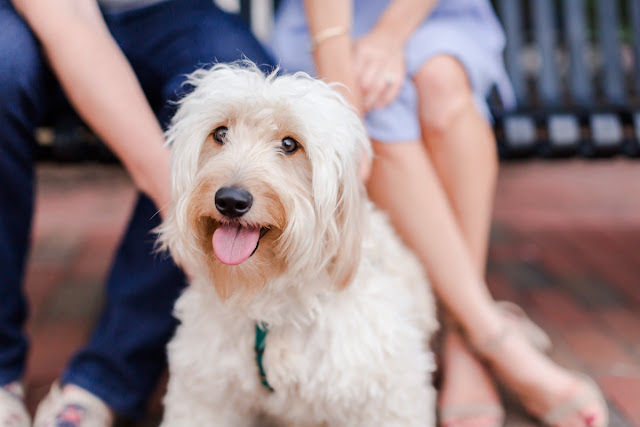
[303,0,363,112]
[370,0,437,44]
[304,0,373,180]
[12,0,171,215]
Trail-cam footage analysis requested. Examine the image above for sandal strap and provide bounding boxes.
[496,301,552,353]
[471,302,551,357]
[440,403,504,421]
[474,325,510,356]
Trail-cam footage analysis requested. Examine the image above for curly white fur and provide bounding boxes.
[158,62,438,426]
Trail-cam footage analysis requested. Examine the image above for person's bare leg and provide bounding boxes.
[365,139,503,348]
[411,55,501,425]
[414,56,497,266]
[366,138,607,425]
[412,55,606,425]
[438,330,502,427]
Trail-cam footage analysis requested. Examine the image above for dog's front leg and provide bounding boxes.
[342,402,434,427]
[329,379,435,427]
[161,377,256,427]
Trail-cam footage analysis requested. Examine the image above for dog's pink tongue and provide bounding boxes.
[212,224,260,265]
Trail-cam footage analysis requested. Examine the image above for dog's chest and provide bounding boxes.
[171,256,434,422]
[261,322,330,388]
[258,318,373,422]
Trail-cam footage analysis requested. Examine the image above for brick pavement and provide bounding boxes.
[19,159,640,426]
[487,159,640,426]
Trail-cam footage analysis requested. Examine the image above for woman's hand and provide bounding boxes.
[354,29,406,113]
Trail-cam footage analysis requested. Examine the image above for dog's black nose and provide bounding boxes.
[215,186,253,218]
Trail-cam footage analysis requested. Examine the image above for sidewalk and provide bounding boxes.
[489,159,640,426]
[23,159,640,426]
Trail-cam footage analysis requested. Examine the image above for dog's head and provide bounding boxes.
[159,62,372,299]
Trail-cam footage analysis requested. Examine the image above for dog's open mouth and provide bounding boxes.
[212,223,268,265]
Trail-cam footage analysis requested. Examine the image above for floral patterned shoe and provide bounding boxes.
[0,381,31,427]
[33,382,113,427]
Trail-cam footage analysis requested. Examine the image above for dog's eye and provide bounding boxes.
[281,137,299,154]
[212,126,228,145]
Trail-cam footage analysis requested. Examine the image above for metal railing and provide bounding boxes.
[492,0,640,158]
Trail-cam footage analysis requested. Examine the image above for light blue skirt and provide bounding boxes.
[270,0,515,143]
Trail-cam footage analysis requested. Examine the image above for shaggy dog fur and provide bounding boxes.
[158,63,438,426]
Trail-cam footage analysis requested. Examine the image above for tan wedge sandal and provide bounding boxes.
[438,303,550,427]
[472,325,608,427]
[540,373,609,427]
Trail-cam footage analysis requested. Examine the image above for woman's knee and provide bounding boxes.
[414,55,475,133]
[370,139,428,170]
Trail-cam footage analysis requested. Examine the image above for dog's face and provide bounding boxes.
[160,63,371,299]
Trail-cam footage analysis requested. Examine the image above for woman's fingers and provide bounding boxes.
[378,74,404,110]
[360,65,404,111]
[354,35,405,112]
[363,72,391,111]
[355,47,378,94]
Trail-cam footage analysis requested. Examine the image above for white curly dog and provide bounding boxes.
[158,62,438,427]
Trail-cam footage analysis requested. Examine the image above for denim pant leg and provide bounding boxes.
[106,0,275,126]
[61,195,185,419]
[61,0,274,419]
[140,0,276,126]
[0,1,51,385]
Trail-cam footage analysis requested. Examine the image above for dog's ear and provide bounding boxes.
[303,138,366,289]
[155,199,192,272]
[329,169,366,289]
[317,126,371,290]
[302,82,372,289]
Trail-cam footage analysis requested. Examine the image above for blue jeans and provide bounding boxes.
[0,0,273,418]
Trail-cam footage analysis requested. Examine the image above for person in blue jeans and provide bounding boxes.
[0,0,273,425]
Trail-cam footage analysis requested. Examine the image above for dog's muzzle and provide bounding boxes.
[211,186,267,266]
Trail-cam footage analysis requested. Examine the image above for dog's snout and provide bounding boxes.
[215,186,253,218]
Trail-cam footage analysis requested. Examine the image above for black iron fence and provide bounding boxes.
[492,0,640,158]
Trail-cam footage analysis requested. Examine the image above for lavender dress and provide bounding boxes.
[270,0,514,143]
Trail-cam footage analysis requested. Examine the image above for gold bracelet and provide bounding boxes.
[311,26,348,50]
